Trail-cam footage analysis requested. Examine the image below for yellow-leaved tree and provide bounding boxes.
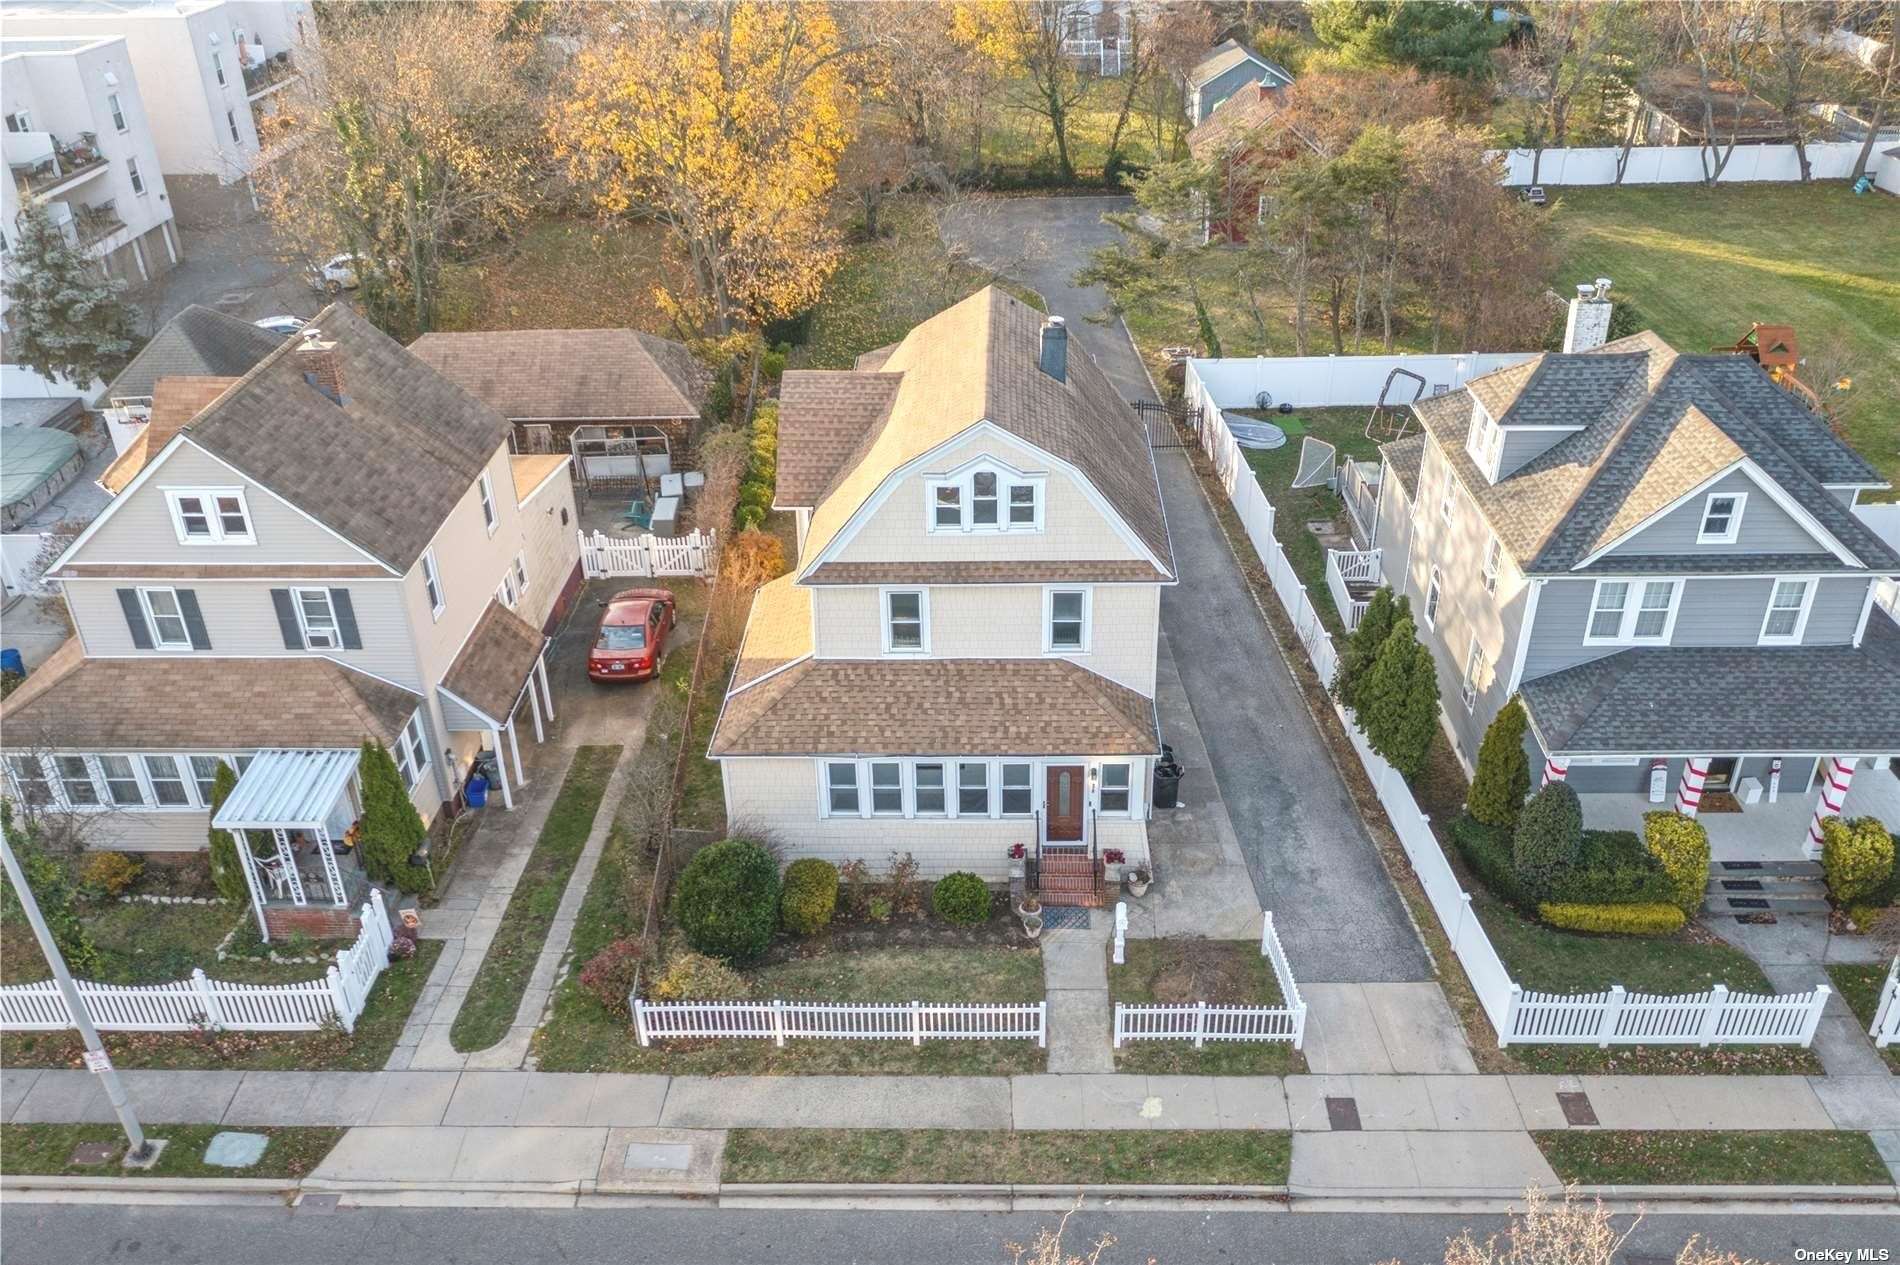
[949,0,1089,184]
[554,1,861,335]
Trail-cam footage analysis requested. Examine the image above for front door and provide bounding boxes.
[1704,757,1738,794]
[1045,765,1085,843]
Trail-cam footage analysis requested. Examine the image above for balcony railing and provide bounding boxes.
[1324,548,1383,632]
[73,199,126,247]
[8,131,107,197]
[243,49,297,97]
[1062,37,1129,76]
[1339,459,1383,548]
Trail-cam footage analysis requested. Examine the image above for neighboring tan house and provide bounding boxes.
[0,304,582,939]
[1358,287,1900,860]
[1186,39,1293,126]
[710,287,1176,900]
[407,328,709,489]
[99,304,282,454]
[1185,81,1315,243]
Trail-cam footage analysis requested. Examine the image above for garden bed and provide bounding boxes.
[1,897,337,988]
[1534,1129,1889,1186]
[722,1128,1289,1186]
[1107,939,1305,1076]
[0,1124,344,1180]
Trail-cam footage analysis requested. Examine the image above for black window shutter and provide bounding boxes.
[176,589,212,650]
[330,588,362,650]
[116,588,153,649]
[269,588,305,649]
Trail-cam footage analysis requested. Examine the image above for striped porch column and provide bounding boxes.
[1804,757,1857,857]
[1541,756,1569,787]
[1674,757,1710,818]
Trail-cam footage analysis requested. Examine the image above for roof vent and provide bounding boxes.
[1039,315,1068,383]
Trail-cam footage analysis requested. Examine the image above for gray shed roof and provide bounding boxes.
[104,305,282,403]
[407,328,709,422]
[1521,610,1900,756]
[1189,39,1292,88]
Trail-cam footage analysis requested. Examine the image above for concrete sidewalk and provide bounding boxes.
[9,1067,1898,1133]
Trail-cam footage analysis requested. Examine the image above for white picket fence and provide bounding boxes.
[578,529,717,580]
[1871,958,1900,1049]
[633,998,1047,1048]
[0,891,395,1035]
[1180,362,1830,1048]
[1112,912,1308,1049]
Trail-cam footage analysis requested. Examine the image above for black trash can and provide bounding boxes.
[1152,759,1184,810]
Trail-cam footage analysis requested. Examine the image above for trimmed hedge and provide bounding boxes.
[673,838,782,963]
[1548,830,1676,906]
[1451,814,1529,909]
[1643,810,1711,916]
[1537,901,1687,936]
[931,872,991,925]
[1513,781,1583,900]
[1821,815,1895,908]
[780,858,839,936]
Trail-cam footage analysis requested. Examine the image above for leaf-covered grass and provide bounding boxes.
[1826,963,1900,1073]
[1534,1130,1889,1186]
[1548,185,1900,498]
[0,1124,344,1180]
[436,217,688,336]
[0,900,324,988]
[1,941,441,1072]
[722,1128,1289,1186]
[1108,939,1304,1075]
[449,744,621,1052]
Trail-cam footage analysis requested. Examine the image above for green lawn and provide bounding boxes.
[449,744,621,1053]
[0,1124,343,1180]
[1549,185,1900,496]
[1535,1130,1890,1186]
[722,1128,1288,1186]
[1,900,328,988]
[1108,939,1304,1075]
[1827,963,1900,1073]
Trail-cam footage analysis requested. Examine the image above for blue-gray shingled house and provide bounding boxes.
[1185,38,1294,126]
[1351,289,1900,866]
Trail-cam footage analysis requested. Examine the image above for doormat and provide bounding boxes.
[1038,906,1091,932]
[1699,791,1744,813]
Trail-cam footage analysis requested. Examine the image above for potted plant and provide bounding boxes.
[1102,847,1126,884]
[1021,910,1043,940]
[1124,865,1152,898]
[1017,892,1042,922]
[1007,842,1027,881]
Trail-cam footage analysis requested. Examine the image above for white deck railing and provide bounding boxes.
[1324,548,1381,632]
[579,529,717,579]
[1112,911,1307,1049]
[1871,958,1900,1049]
[0,891,393,1034]
[633,998,1046,1048]
[1339,459,1381,546]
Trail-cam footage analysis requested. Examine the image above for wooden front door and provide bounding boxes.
[1045,765,1085,843]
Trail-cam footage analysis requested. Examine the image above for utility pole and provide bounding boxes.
[0,828,152,1162]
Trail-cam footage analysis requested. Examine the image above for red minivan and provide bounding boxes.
[588,588,675,682]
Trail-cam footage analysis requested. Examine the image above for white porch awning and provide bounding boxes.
[213,748,360,831]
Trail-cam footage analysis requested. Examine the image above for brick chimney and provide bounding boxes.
[1562,278,1614,353]
[296,327,347,404]
[1039,315,1068,383]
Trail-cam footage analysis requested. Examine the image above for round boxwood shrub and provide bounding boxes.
[780,858,839,936]
[672,838,781,963]
[1513,781,1582,901]
[1643,809,1712,916]
[1820,815,1895,908]
[932,871,991,925]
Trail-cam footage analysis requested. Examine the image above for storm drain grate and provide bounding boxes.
[1556,1091,1599,1127]
[1325,1097,1361,1131]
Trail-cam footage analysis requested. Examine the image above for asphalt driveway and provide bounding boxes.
[942,197,1430,981]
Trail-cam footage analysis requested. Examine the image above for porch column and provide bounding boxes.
[506,715,527,789]
[1541,756,1569,787]
[1674,757,1710,818]
[488,726,515,810]
[235,831,271,941]
[1804,757,1857,858]
[273,828,307,906]
[314,825,347,909]
[536,653,554,721]
[526,674,546,743]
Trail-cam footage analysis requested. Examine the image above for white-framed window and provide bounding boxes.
[882,589,927,654]
[957,762,990,816]
[212,49,226,85]
[478,471,497,533]
[932,482,962,528]
[421,548,444,619]
[1461,636,1486,712]
[913,762,946,815]
[1438,475,1457,526]
[1759,577,1815,643]
[1001,762,1034,816]
[139,587,193,650]
[108,92,127,132]
[869,761,903,815]
[514,552,529,593]
[292,587,341,649]
[926,464,1044,533]
[1465,405,1499,478]
[1481,534,1502,595]
[971,470,999,526]
[5,755,52,805]
[128,158,145,196]
[1697,491,1746,544]
[165,488,252,544]
[1009,483,1038,526]
[188,755,225,804]
[497,572,517,609]
[395,711,429,791]
[825,761,859,815]
[55,755,102,806]
[142,755,190,806]
[1584,577,1680,644]
[1098,762,1132,814]
[1045,588,1090,652]
[98,755,146,807]
[226,109,240,144]
[1424,567,1443,628]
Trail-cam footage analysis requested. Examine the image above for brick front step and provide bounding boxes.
[263,905,363,940]
[1036,853,1106,908]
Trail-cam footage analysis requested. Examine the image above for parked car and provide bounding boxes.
[587,588,675,682]
[306,253,366,293]
[253,315,307,337]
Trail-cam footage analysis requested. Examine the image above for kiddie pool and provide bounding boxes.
[1227,419,1288,450]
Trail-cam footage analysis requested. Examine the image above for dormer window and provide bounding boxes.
[1465,403,1501,481]
[166,489,252,544]
[1698,492,1745,544]
[926,463,1043,533]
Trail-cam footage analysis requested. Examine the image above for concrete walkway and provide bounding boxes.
[1709,911,1891,1079]
[1042,919,1114,1074]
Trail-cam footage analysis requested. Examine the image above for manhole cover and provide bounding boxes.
[204,1131,269,1168]
[68,1142,117,1166]
[1324,1096,1361,1131]
[1556,1091,1599,1127]
[623,1142,693,1171]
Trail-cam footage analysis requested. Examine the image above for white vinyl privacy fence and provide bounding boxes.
[579,529,718,579]
[634,998,1047,1048]
[1186,352,1534,412]
[1180,362,1831,1047]
[1871,958,1900,1049]
[1113,911,1307,1049]
[0,891,394,1034]
[1492,141,1900,192]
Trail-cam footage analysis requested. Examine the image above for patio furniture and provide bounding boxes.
[620,498,652,529]
[650,494,680,535]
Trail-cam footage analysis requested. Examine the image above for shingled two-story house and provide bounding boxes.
[1364,292,1900,860]
[0,305,582,938]
[708,287,1175,896]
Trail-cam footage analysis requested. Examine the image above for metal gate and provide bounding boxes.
[1131,398,1199,449]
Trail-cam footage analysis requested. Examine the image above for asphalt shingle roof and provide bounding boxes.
[440,599,546,724]
[406,328,708,422]
[104,305,282,403]
[774,371,901,508]
[1189,39,1290,88]
[1521,611,1900,755]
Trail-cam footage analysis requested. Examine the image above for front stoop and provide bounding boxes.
[1704,860,1829,916]
[1036,853,1106,908]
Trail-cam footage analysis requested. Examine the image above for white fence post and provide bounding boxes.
[771,998,786,1048]
[1193,1000,1207,1050]
[1598,985,1628,1048]
[1112,1004,1124,1049]
[1698,984,1729,1047]
[1501,983,1521,1048]
[1113,901,1127,966]
[1872,959,1900,1048]
[190,968,224,1030]
[326,964,354,1034]
[634,998,651,1047]
[1037,1000,1047,1049]
[910,1000,922,1048]
[1801,984,1832,1047]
